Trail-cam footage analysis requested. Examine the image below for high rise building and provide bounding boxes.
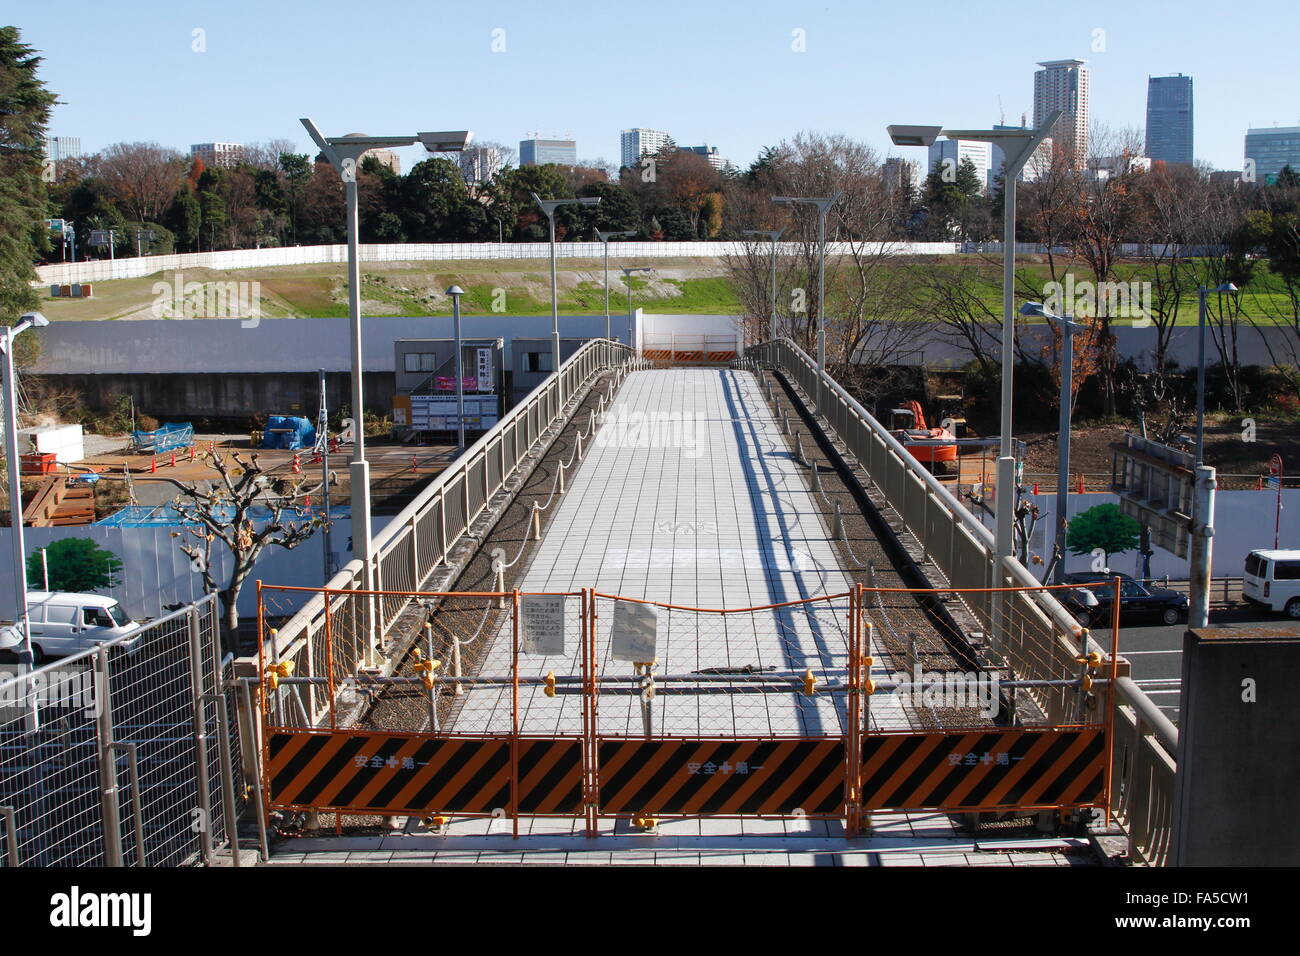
[685,144,729,170]
[190,142,245,169]
[458,146,505,183]
[882,157,923,197]
[927,138,993,195]
[1244,127,1300,185]
[1145,74,1194,165]
[1033,59,1089,169]
[520,139,577,166]
[43,136,82,163]
[620,128,670,170]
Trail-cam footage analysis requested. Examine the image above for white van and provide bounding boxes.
[0,592,140,664]
[1243,550,1300,619]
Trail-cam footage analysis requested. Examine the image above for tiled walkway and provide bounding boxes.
[452,368,910,738]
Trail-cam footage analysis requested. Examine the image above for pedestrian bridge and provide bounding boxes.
[249,339,1177,865]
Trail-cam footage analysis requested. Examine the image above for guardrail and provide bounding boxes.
[258,338,641,725]
[746,338,1178,862]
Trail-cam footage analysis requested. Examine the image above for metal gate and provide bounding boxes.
[256,581,1118,836]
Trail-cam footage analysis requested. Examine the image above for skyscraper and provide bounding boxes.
[620,128,670,170]
[1033,59,1089,169]
[1145,74,1194,165]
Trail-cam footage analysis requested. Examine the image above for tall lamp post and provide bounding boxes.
[532,193,600,402]
[888,114,1058,618]
[1188,282,1238,628]
[743,228,783,343]
[595,229,635,342]
[4,311,50,729]
[772,195,838,412]
[447,286,467,452]
[620,266,652,348]
[1194,283,1238,466]
[302,121,471,643]
[1021,302,1084,583]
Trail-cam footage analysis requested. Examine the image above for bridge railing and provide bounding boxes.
[258,339,640,726]
[747,337,1178,862]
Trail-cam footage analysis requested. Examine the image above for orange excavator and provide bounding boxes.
[888,400,958,470]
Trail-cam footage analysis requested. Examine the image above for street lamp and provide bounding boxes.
[620,266,652,335]
[301,119,470,644]
[889,112,1059,597]
[1195,283,1239,466]
[447,286,467,453]
[532,193,600,402]
[743,229,783,343]
[772,194,839,412]
[595,229,635,342]
[1020,301,1084,583]
[4,311,50,728]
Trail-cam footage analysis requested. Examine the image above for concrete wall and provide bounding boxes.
[35,370,387,421]
[34,241,966,286]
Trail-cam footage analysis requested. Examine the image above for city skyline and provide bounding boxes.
[15,1,1299,175]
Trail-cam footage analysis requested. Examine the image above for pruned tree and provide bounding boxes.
[167,450,326,652]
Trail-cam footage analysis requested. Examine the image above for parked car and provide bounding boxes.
[1242,549,1300,619]
[1059,572,1189,628]
[0,592,140,665]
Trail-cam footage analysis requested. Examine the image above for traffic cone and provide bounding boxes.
[150,455,156,473]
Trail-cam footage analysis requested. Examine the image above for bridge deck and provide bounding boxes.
[452,368,911,737]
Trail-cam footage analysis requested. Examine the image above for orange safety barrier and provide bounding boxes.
[256,579,1119,835]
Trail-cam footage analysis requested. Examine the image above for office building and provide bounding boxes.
[928,138,993,195]
[190,142,245,169]
[519,139,577,167]
[43,136,82,164]
[685,144,729,170]
[1145,74,1194,165]
[1033,59,1090,168]
[1244,127,1300,184]
[620,128,671,170]
[458,146,505,183]
[882,157,923,197]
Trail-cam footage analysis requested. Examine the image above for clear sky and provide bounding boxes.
[14,0,1299,173]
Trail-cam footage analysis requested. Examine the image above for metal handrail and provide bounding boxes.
[261,338,641,716]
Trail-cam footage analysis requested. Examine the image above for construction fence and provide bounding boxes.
[256,581,1117,836]
[0,594,244,867]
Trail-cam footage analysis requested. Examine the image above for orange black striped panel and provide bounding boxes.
[267,731,583,815]
[859,728,1106,811]
[597,738,845,815]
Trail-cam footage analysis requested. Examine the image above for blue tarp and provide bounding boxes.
[260,415,316,450]
[94,504,348,527]
[131,422,194,454]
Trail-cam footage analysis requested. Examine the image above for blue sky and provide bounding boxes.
[15,0,1298,173]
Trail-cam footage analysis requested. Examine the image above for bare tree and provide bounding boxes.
[96,142,187,223]
[242,138,298,170]
[167,451,323,651]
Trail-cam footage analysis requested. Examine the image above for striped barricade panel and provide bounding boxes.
[597,738,845,815]
[266,731,583,815]
[859,728,1107,812]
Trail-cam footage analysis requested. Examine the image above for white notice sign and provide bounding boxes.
[520,594,568,656]
[611,601,658,662]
